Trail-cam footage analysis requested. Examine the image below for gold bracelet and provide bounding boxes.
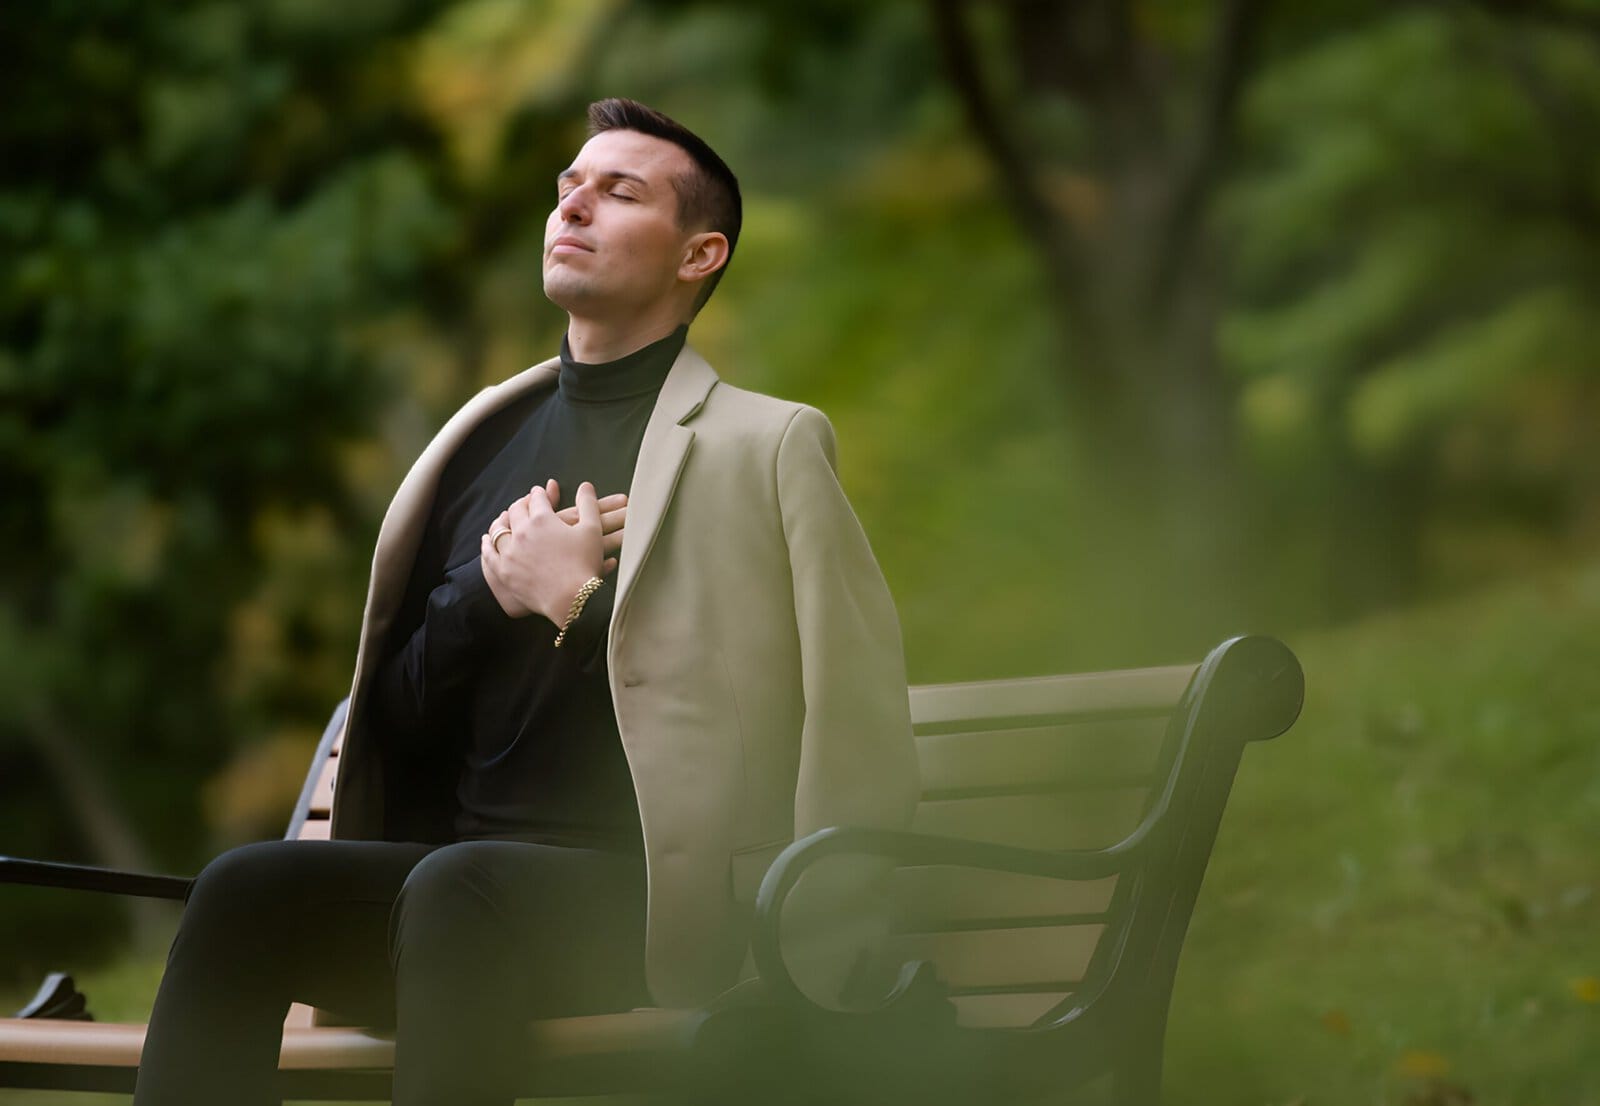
[552,576,605,648]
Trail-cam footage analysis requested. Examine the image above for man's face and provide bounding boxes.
[543,129,696,319]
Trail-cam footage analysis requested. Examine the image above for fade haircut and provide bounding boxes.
[586,98,742,313]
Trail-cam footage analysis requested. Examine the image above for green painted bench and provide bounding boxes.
[0,634,1302,1103]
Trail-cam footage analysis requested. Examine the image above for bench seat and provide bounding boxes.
[0,1009,704,1097]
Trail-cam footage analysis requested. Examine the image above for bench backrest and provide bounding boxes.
[288,699,346,842]
[893,635,1302,1040]
[289,637,1303,1039]
[896,664,1193,1029]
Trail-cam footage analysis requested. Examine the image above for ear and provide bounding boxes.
[678,231,730,287]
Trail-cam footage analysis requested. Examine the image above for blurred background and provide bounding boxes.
[1,0,1596,1102]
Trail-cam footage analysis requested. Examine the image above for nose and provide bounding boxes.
[556,183,591,225]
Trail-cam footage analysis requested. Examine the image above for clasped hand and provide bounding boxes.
[481,479,627,622]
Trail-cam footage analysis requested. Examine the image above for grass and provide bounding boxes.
[1166,561,1600,1104]
[5,562,1598,1103]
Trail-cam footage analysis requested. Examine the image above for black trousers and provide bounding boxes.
[131,839,649,1106]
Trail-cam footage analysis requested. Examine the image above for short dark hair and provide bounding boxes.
[586,98,742,312]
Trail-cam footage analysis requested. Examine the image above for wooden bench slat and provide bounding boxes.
[911,789,1149,851]
[309,757,337,815]
[295,817,331,841]
[0,1020,145,1068]
[888,924,1103,991]
[914,716,1167,796]
[908,664,1194,729]
[950,990,1072,1029]
[0,1009,699,1072]
[892,868,1118,926]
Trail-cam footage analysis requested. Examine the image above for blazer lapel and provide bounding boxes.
[612,344,719,624]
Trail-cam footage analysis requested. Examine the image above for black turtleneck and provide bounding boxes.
[372,325,687,851]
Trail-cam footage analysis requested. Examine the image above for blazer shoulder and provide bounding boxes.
[700,378,832,439]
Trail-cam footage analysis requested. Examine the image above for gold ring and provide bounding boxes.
[489,526,513,554]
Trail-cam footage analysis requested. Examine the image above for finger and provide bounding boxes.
[558,495,625,527]
[525,485,553,519]
[575,481,599,528]
[507,494,532,531]
[545,478,560,510]
[487,509,510,535]
[486,521,516,559]
[602,527,625,555]
[601,556,618,576]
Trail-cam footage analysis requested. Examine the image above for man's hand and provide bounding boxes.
[555,484,628,553]
[499,479,627,563]
[481,480,625,620]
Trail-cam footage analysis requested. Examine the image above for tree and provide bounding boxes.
[0,0,456,959]
[915,0,1597,620]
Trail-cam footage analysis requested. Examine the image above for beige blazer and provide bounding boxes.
[330,344,918,1008]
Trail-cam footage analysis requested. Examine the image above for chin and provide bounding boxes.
[542,273,593,313]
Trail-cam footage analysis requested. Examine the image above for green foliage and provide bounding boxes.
[1226,8,1600,606]
[0,2,459,968]
[1351,285,1597,459]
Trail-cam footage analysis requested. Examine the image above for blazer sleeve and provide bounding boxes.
[774,405,919,1009]
[776,405,918,837]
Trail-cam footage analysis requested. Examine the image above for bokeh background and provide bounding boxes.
[2,1,1597,1102]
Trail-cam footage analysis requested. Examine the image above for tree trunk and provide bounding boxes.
[22,709,176,951]
[930,0,1267,647]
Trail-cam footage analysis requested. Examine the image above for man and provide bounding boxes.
[133,98,916,1106]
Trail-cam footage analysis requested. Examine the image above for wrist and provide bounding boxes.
[480,555,532,618]
[541,571,596,624]
[552,575,605,648]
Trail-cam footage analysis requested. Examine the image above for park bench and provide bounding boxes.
[0,633,1302,1103]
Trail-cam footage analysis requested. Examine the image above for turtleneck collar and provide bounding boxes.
[558,326,687,404]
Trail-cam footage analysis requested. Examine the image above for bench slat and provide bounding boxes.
[892,868,1117,927]
[309,757,337,815]
[295,817,331,841]
[0,1009,698,1071]
[911,789,1149,851]
[915,716,1167,797]
[888,924,1103,991]
[950,991,1072,1029]
[908,664,1194,729]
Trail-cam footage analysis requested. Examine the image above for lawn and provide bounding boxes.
[1167,561,1600,1104]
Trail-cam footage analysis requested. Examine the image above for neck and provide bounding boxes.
[564,310,687,365]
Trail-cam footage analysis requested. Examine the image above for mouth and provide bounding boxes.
[549,236,594,256]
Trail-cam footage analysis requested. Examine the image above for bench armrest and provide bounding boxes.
[751,824,1145,1016]
[0,855,191,901]
[750,636,1305,1018]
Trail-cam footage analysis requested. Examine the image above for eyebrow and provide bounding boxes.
[557,168,650,188]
